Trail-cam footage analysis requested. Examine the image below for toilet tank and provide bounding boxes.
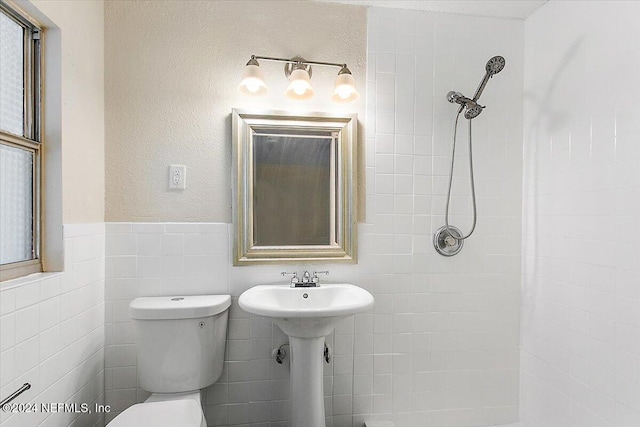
[130,295,231,393]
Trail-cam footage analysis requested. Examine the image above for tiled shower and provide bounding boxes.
[1,1,640,427]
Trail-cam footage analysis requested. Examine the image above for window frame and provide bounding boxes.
[0,1,42,281]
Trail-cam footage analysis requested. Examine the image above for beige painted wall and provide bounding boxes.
[105,0,366,222]
[28,0,105,224]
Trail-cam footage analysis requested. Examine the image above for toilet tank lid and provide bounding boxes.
[130,295,231,320]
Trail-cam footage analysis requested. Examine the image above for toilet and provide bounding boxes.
[107,294,231,427]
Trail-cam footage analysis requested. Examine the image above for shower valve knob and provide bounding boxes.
[444,236,457,247]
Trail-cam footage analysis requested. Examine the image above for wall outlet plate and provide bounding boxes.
[169,165,186,190]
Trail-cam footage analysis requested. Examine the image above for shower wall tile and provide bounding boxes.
[522,2,640,427]
[0,224,105,427]
[366,9,524,424]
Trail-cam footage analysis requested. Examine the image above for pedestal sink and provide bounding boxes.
[238,283,374,427]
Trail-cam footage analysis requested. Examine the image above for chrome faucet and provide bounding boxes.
[282,270,329,287]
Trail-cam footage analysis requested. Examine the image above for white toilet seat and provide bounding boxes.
[107,399,205,427]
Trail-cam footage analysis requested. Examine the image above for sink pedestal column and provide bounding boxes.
[289,336,325,427]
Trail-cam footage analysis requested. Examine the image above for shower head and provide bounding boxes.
[446,56,504,119]
[464,103,483,120]
[485,55,505,76]
[472,55,506,102]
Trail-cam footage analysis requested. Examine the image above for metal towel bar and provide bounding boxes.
[0,383,31,407]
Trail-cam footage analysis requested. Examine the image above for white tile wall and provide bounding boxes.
[365,7,524,427]
[104,8,524,427]
[0,223,105,427]
[521,2,640,427]
[103,223,232,423]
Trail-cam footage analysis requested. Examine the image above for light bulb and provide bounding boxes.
[245,80,260,93]
[293,82,306,95]
[336,86,351,99]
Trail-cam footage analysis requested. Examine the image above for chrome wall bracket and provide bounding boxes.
[273,343,289,364]
[324,342,331,364]
[433,225,464,256]
[284,57,312,79]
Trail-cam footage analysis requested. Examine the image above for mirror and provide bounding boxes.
[232,110,357,265]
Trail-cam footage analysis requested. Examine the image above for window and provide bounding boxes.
[0,2,41,281]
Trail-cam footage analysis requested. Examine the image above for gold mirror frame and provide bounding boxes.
[232,109,357,265]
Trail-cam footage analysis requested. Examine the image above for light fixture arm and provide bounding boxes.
[250,55,347,70]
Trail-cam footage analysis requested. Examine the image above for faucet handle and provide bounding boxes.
[312,270,329,283]
[282,271,299,286]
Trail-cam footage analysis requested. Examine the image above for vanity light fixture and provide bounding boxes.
[284,61,315,100]
[238,55,359,103]
[331,66,360,103]
[238,57,269,96]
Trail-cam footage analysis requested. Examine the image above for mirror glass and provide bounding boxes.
[232,110,357,265]
[253,130,334,246]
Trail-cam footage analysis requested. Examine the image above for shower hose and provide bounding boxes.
[444,110,477,240]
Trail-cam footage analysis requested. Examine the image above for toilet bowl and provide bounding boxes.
[106,295,231,427]
[107,396,205,427]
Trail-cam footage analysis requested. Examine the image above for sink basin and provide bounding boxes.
[238,283,374,427]
[238,283,374,337]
